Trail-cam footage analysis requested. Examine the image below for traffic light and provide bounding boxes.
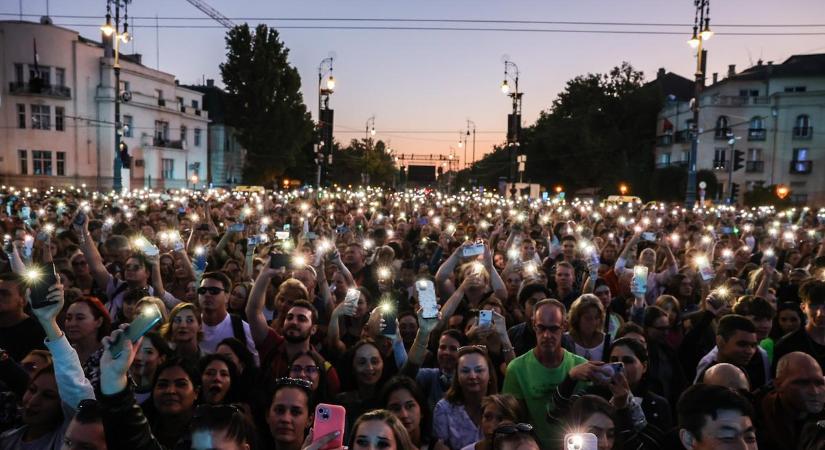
[730,183,740,203]
[733,149,745,171]
[119,141,131,168]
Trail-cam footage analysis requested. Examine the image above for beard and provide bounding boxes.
[284,327,310,343]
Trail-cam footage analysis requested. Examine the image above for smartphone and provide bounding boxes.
[247,235,264,246]
[229,223,245,233]
[141,242,160,257]
[275,231,290,240]
[73,211,86,227]
[762,253,778,269]
[641,232,656,242]
[306,232,318,240]
[416,280,438,319]
[382,302,397,336]
[565,433,598,450]
[284,224,291,232]
[721,226,733,235]
[697,257,715,281]
[312,404,346,450]
[478,310,493,328]
[462,243,484,258]
[28,263,59,309]
[109,304,163,359]
[631,265,648,295]
[606,362,624,376]
[343,288,360,317]
[193,251,208,272]
[269,253,291,270]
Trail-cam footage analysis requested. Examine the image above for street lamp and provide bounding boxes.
[776,185,790,200]
[619,184,628,195]
[365,116,376,141]
[501,59,523,200]
[317,56,335,187]
[684,0,712,208]
[101,0,131,193]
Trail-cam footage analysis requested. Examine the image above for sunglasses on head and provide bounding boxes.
[275,377,313,392]
[492,423,535,445]
[197,286,225,295]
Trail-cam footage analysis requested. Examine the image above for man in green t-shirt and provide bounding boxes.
[503,298,605,448]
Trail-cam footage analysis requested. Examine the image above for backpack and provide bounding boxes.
[229,313,245,343]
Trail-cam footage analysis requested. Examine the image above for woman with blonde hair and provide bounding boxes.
[566,294,610,362]
[461,394,524,450]
[348,409,417,450]
[162,302,204,363]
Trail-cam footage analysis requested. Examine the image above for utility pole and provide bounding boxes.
[501,60,522,200]
[685,0,713,207]
[101,0,132,192]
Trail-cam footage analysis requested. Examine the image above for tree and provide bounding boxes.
[220,24,315,185]
[329,139,397,187]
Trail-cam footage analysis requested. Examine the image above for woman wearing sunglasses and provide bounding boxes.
[162,302,205,364]
[434,345,498,450]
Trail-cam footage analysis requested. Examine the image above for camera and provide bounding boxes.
[319,407,330,420]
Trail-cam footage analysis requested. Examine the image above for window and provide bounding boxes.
[739,89,759,97]
[191,99,199,109]
[682,150,690,162]
[18,150,27,175]
[794,115,812,138]
[14,64,24,83]
[747,148,762,161]
[659,153,671,164]
[177,97,184,109]
[55,68,65,87]
[796,115,810,129]
[32,151,52,175]
[194,128,202,147]
[123,115,133,137]
[793,148,809,162]
[154,121,169,141]
[714,148,727,169]
[156,89,165,107]
[715,116,729,138]
[750,116,764,129]
[31,104,51,130]
[180,125,187,143]
[17,104,26,129]
[56,152,65,176]
[119,80,130,92]
[55,107,65,131]
[784,86,807,93]
[162,158,174,179]
[29,65,50,84]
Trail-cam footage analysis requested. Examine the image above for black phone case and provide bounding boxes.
[30,266,58,309]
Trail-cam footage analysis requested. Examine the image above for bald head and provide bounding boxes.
[703,363,750,391]
[776,352,825,416]
[776,352,822,381]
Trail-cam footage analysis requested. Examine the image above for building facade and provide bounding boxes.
[184,80,245,188]
[0,20,208,191]
[654,54,825,204]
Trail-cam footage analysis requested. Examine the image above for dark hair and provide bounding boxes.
[0,272,26,296]
[198,354,240,404]
[732,296,775,320]
[568,394,616,429]
[800,279,825,305]
[201,271,232,292]
[142,332,173,359]
[770,302,806,340]
[518,283,551,307]
[268,378,312,411]
[69,296,113,340]
[287,350,334,407]
[151,357,201,395]
[642,305,668,329]
[440,329,468,347]
[677,384,754,442]
[616,322,645,340]
[216,337,255,373]
[191,404,254,448]
[379,376,432,440]
[73,399,102,424]
[716,314,756,341]
[288,299,320,325]
[610,337,649,365]
[127,253,152,273]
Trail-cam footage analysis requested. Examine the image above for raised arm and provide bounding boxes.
[435,242,468,294]
[75,213,113,290]
[614,232,641,276]
[483,244,508,300]
[246,266,279,345]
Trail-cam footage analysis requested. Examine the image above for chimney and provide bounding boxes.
[757,59,763,66]
[657,68,666,79]
[712,73,718,84]
[767,61,773,66]
[175,79,179,86]
[206,79,214,87]
[728,64,736,77]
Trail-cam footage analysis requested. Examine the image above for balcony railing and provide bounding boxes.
[152,137,186,149]
[790,160,812,174]
[655,161,689,169]
[714,127,731,140]
[158,98,166,107]
[656,134,673,146]
[9,81,71,99]
[745,160,764,173]
[793,127,813,140]
[748,128,766,141]
[674,130,690,143]
[713,159,728,170]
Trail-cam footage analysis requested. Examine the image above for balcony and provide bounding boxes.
[674,129,690,143]
[714,128,731,140]
[745,160,764,173]
[793,127,813,140]
[712,159,728,170]
[656,134,673,146]
[179,105,205,117]
[158,98,166,107]
[9,81,71,99]
[704,95,771,107]
[747,128,766,141]
[152,137,186,149]
[790,160,812,174]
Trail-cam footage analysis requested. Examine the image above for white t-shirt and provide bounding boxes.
[200,313,260,366]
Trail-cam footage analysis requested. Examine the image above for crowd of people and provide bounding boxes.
[0,184,824,450]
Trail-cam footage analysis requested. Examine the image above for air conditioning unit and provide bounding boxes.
[135,159,145,167]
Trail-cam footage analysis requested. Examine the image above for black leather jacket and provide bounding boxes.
[99,387,190,450]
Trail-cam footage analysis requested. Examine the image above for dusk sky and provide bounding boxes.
[6,1,825,165]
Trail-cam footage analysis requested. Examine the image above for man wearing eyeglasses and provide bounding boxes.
[502,298,590,448]
[198,271,259,365]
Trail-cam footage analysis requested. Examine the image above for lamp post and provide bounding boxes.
[101,0,131,193]
[685,0,713,208]
[365,115,376,144]
[466,119,476,170]
[317,56,335,187]
[501,59,523,200]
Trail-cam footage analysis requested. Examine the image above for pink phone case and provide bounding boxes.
[313,403,346,450]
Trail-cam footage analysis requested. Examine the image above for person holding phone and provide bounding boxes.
[613,232,678,306]
[0,281,99,450]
